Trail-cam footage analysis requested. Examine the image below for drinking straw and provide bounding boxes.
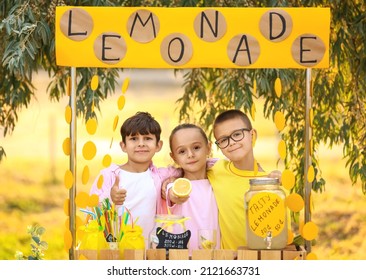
[134,217,139,226]
[102,198,108,211]
[123,211,129,226]
[79,208,96,220]
[119,212,127,241]
[120,205,125,215]
[99,215,108,238]
[112,205,118,241]
[118,225,124,241]
[104,211,111,234]
[109,211,114,238]
[94,206,103,226]
[125,207,133,228]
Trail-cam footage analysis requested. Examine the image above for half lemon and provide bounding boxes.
[172,178,192,198]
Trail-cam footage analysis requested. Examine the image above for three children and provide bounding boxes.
[91,109,280,251]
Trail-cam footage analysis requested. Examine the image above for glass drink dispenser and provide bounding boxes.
[245,177,288,250]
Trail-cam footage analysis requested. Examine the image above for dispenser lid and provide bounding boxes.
[249,177,279,185]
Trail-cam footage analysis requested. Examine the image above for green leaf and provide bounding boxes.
[32,236,40,245]
[36,226,46,236]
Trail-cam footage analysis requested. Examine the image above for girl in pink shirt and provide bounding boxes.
[166,124,220,251]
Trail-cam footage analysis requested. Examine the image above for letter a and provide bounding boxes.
[232,35,252,65]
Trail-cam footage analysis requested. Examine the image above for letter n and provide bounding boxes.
[199,10,219,38]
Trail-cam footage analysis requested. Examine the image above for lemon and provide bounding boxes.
[201,239,215,249]
[172,178,192,198]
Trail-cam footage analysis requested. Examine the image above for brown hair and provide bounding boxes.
[120,112,161,143]
[213,109,253,130]
[169,123,208,151]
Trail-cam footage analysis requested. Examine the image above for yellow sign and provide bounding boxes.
[247,192,286,237]
[55,7,330,68]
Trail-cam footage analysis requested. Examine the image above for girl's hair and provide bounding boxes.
[120,112,161,143]
[169,123,208,151]
[213,109,253,130]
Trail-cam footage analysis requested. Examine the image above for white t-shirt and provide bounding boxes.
[118,169,157,245]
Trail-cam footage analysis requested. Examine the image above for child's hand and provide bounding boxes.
[168,188,189,205]
[161,177,177,200]
[111,176,127,205]
[268,170,282,183]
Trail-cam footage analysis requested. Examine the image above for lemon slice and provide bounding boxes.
[201,239,215,249]
[91,75,99,90]
[275,77,282,98]
[172,178,192,198]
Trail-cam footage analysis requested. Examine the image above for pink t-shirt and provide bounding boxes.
[167,179,220,251]
[90,163,181,214]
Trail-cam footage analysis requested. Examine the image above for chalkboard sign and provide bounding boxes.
[156,227,191,250]
[106,233,117,242]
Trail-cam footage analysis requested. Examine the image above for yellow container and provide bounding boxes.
[245,178,288,250]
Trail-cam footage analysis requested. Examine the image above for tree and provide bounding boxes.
[1,0,365,197]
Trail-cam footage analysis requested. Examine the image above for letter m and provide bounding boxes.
[129,12,157,38]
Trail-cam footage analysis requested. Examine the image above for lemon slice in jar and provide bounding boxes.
[201,239,215,249]
[172,178,192,198]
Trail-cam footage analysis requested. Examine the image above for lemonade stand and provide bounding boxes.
[55,6,329,260]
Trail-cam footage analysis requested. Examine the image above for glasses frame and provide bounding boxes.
[215,128,251,149]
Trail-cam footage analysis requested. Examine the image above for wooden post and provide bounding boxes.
[304,68,313,253]
[69,67,77,260]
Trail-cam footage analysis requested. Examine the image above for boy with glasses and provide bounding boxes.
[207,109,281,250]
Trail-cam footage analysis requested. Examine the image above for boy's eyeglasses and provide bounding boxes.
[215,128,251,149]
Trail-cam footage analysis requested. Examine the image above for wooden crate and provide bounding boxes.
[191,249,213,260]
[123,249,145,260]
[146,249,167,260]
[74,245,305,260]
[74,249,98,260]
[168,249,189,260]
[99,249,120,260]
[237,245,306,260]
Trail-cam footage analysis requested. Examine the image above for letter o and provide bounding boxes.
[160,33,193,66]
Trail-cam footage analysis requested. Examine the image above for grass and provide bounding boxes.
[0,70,365,260]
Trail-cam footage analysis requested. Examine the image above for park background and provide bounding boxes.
[0,69,365,260]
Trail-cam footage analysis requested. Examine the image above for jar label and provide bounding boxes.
[156,227,191,250]
[247,192,286,238]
